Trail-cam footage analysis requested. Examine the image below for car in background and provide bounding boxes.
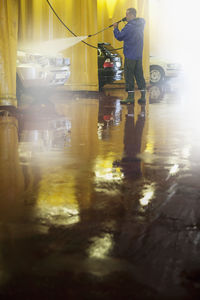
[98,45,181,88]
[16,50,70,100]
[150,56,182,84]
[98,43,123,90]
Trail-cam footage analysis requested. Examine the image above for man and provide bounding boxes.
[113,8,146,104]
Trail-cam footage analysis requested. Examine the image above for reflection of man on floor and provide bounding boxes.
[120,104,146,179]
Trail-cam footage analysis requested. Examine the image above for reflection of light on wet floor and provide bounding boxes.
[95,168,123,181]
[35,206,80,226]
[144,126,155,158]
[35,171,80,226]
[94,155,124,182]
[97,123,104,140]
[166,164,179,181]
[144,141,154,154]
[88,233,113,259]
[169,164,179,175]
[139,184,155,206]
[19,118,72,157]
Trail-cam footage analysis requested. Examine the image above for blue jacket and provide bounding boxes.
[114,18,145,60]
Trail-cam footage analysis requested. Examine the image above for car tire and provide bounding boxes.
[150,65,165,84]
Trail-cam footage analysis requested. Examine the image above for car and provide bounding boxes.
[16,50,70,100]
[98,43,123,89]
[150,56,181,84]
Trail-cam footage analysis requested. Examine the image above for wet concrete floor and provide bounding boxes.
[0,81,200,299]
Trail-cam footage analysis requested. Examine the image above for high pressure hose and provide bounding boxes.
[45,0,124,51]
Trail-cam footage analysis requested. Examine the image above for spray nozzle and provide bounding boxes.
[119,17,127,23]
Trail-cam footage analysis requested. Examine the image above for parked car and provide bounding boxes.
[150,56,181,84]
[98,43,123,89]
[16,50,70,100]
[98,44,181,88]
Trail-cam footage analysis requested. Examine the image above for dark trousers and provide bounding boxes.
[124,58,146,92]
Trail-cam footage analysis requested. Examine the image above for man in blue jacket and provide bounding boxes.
[113,8,146,104]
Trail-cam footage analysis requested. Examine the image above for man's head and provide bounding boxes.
[126,8,137,21]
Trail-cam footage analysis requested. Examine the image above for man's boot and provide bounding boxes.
[138,90,146,104]
[120,91,134,104]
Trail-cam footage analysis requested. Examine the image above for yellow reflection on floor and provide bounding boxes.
[94,154,124,182]
[0,114,24,215]
[37,169,80,225]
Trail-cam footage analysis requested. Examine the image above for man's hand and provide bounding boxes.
[113,23,118,29]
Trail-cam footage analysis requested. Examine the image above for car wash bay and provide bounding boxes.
[1,0,200,299]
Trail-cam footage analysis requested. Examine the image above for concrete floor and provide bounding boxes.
[0,80,200,299]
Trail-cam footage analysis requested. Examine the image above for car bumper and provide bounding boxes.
[17,65,70,88]
[165,68,181,78]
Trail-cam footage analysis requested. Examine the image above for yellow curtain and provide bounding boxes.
[63,0,98,90]
[0,0,18,106]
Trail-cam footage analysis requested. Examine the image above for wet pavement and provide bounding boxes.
[0,81,200,299]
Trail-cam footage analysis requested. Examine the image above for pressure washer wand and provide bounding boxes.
[88,17,126,38]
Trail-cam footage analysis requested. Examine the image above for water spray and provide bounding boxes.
[19,37,89,56]
[45,0,125,51]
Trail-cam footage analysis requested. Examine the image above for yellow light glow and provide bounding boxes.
[106,0,117,19]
